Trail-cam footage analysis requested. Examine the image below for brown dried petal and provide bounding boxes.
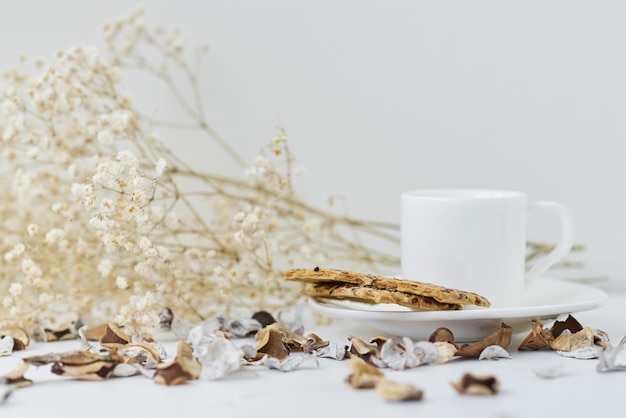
[452,373,500,396]
[375,379,423,402]
[550,327,595,352]
[2,361,33,388]
[302,333,329,353]
[1,328,29,351]
[518,321,555,351]
[429,327,455,344]
[99,323,131,348]
[154,340,201,386]
[550,314,584,337]
[348,336,381,364]
[84,323,109,341]
[252,311,276,328]
[456,323,512,357]
[255,327,291,361]
[51,360,118,381]
[345,357,384,389]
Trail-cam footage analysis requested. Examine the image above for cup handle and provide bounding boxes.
[525,201,575,284]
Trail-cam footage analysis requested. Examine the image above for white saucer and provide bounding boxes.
[308,277,607,342]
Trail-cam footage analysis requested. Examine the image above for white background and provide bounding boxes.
[2,0,625,288]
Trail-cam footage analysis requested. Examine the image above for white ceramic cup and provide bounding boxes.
[400,189,574,308]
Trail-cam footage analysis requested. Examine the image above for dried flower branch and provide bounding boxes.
[0,8,400,338]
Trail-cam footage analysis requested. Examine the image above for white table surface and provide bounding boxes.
[1,285,624,418]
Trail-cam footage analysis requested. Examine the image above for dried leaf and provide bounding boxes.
[154,340,201,385]
[345,356,384,389]
[376,379,423,402]
[518,320,555,351]
[452,373,500,396]
[456,323,512,357]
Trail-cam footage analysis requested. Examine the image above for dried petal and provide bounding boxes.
[197,338,244,380]
[533,361,565,378]
[434,341,459,364]
[429,327,455,344]
[46,351,121,381]
[265,355,318,372]
[0,336,14,357]
[84,323,109,341]
[313,342,347,361]
[345,356,384,389]
[159,308,174,330]
[2,361,32,388]
[518,320,554,351]
[597,336,626,372]
[1,328,29,351]
[594,329,612,349]
[376,379,423,402]
[550,327,595,352]
[154,340,201,385]
[99,323,130,348]
[456,323,512,357]
[452,373,500,396]
[348,336,382,366]
[380,338,408,370]
[218,316,263,338]
[478,345,511,361]
[551,314,583,337]
[255,327,291,361]
[251,311,276,328]
[557,347,600,359]
[412,341,440,365]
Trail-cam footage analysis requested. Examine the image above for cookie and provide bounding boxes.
[284,267,491,308]
[301,282,462,311]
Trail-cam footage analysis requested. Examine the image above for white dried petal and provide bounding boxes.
[171,317,193,340]
[187,318,220,348]
[597,337,626,372]
[218,317,262,337]
[381,338,408,370]
[265,355,318,372]
[0,336,14,357]
[113,363,139,377]
[313,342,346,361]
[533,361,565,379]
[413,341,439,365]
[0,383,13,404]
[558,346,600,359]
[434,341,458,364]
[77,326,97,353]
[479,345,512,361]
[197,338,243,380]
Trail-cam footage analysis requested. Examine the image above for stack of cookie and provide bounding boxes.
[284,267,491,311]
